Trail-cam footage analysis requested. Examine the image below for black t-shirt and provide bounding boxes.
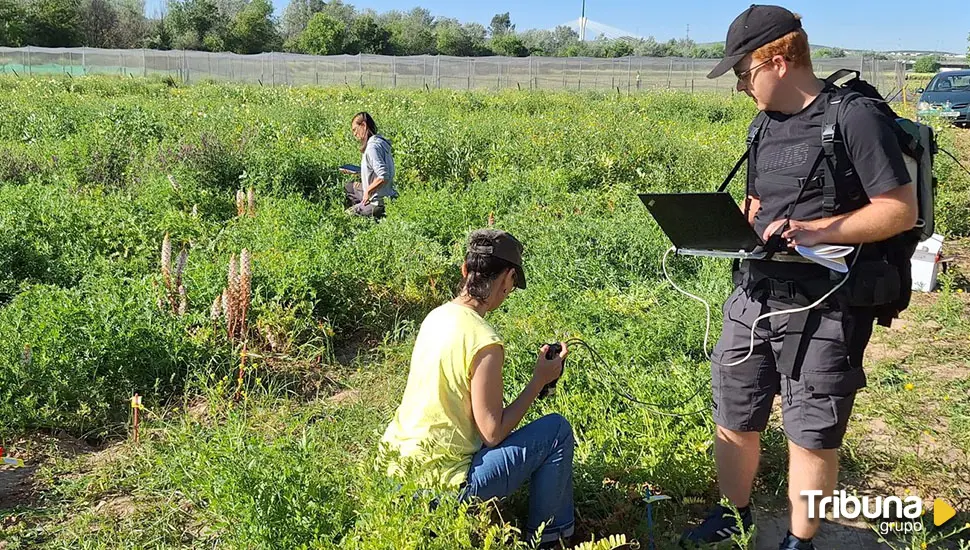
[750,87,912,240]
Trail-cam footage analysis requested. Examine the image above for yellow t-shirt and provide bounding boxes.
[381,301,503,488]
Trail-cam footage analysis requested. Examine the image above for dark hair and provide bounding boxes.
[352,112,377,152]
[459,234,516,303]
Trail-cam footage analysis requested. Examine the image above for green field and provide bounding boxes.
[1,76,969,549]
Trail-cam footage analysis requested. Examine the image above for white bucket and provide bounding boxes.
[911,233,944,292]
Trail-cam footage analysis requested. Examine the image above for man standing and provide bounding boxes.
[682,5,917,549]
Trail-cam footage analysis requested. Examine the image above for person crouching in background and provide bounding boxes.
[344,112,397,218]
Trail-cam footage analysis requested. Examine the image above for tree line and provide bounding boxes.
[0,0,731,57]
[5,0,956,60]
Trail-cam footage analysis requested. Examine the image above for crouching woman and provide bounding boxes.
[380,228,575,546]
[345,112,397,218]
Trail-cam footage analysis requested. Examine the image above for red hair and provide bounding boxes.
[751,15,812,70]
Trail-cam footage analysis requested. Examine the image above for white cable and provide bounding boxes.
[662,244,861,367]
[661,246,712,357]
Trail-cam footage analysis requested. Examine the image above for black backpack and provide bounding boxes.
[724,70,938,327]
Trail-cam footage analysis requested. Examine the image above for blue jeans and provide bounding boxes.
[460,413,576,544]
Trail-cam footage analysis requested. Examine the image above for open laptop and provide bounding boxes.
[639,192,769,260]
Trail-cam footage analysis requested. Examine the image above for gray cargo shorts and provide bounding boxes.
[711,286,874,450]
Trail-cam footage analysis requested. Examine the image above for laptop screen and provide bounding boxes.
[639,192,763,252]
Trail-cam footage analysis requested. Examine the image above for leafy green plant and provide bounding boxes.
[913,55,941,74]
[1,75,968,550]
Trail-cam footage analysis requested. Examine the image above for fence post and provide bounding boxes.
[143,48,147,77]
[506,57,511,90]
[690,58,694,93]
[578,59,582,90]
[902,64,908,108]
[872,57,877,91]
[26,45,31,76]
[82,47,86,75]
[627,57,632,94]
[626,57,633,95]
[666,58,672,89]
[392,56,396,88]
[358,53,363,88]
[529,56,533,90]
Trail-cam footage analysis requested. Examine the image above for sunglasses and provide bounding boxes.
[734,59,771,83]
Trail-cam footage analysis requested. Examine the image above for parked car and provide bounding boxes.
[916,70,970,127]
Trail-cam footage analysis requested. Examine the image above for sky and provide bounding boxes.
[148,0,970,54]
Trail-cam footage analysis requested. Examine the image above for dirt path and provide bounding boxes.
[0,433,98,511]
[0,465,38,511]
[755,513,889,550]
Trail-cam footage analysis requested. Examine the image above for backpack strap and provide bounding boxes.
[716,149,750,193]
[742,111,769,220]
[745,112,769,211]
[778,304,811,381]
[820,88,859,216]
[823,69,860,88]
[720,111,770,278]
[746,111,769,148]
[716,111,769,195]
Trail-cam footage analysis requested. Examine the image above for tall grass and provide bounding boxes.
[1,76,968,548]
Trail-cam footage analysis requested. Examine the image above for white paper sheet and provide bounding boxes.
[793,244,855,273]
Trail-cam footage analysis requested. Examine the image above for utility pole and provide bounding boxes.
[686,24,690,42]
[580,0,587,41]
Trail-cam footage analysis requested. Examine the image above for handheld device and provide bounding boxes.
[339,164,360,174]
[538,343,565,399]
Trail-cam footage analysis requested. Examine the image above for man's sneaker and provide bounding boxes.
[680,503,754,546]
[778,532,815,549]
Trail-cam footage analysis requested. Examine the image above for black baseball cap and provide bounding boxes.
[707,4,803,79]
[467,229,526,289]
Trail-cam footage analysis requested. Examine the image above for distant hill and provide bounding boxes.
[887,49,959,56]
[695,41,959,58]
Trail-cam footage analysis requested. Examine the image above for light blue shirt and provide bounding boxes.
[361,135,397,202]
